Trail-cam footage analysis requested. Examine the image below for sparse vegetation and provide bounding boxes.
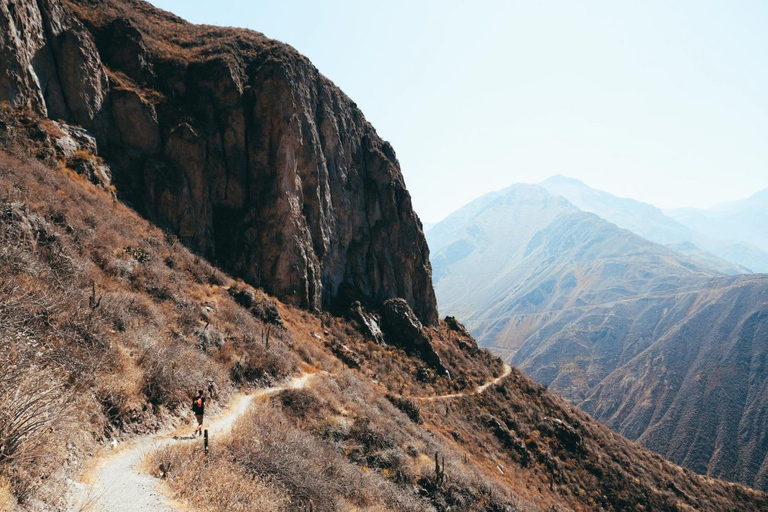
[0,148,300,506]
[156,375,523,512]
[1,105,766,511]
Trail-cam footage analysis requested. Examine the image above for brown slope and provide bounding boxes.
[580,277,768,488]
[0,0,437,324]
[0,144,765,509]
[431,183,768,491]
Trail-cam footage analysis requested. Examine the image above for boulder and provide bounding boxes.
[327,340,362,369]
[349,301,384,344]
[380,299,448,376]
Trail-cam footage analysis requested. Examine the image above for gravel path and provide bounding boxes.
[410,363,512,401]
[65,364,506,512]
[66,373,315,512]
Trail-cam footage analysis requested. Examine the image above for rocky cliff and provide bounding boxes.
[0,0,437,324]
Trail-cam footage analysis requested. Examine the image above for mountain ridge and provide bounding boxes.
[3,144,766,509]
[429,183,768,490]
[668,186,768,258]
[3,0,768,508]
[540,174,766,273]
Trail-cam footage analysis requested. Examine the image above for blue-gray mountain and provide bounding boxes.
[541,175,768,273]
[668,187,768,270]
[429,183,768,490]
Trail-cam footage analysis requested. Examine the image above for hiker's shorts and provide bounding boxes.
[195,414,204,426]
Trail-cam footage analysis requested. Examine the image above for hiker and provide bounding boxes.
[192,389,206,436]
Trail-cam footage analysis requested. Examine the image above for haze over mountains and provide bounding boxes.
[540,175,768,273]
[668,187,768,266]
[429,181,768,490]
[3,0,768,508]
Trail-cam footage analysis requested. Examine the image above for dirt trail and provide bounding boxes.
[66,372,316,512]
[65,363,509,511]
[410,363,512,401]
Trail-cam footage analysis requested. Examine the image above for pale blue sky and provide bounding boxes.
[151,0,768,222]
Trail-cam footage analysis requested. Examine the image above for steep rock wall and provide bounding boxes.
[0,0,438,324]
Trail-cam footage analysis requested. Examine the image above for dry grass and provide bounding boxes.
[0,147,300,505]
[64,0,284,64]
[1,117,767,510]
[150,443,289,512]
[155,399,434,512]
[157,364,525,511]
[0,476,14,512]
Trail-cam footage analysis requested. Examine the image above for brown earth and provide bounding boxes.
[2,0,768,509]
[0,126,766,511]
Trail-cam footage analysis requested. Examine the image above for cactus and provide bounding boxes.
[89,281,102,310]
[434,452,446,487]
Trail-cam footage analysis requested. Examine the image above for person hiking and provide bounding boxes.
[192,390,206,436]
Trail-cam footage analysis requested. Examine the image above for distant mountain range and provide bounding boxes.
[541,175,768,273]
[428,182,768,490]
[668,187,768,266]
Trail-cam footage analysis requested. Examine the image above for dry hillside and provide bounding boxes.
[1,0,767,509]
[429,183,768,491]
[0,131,766,510]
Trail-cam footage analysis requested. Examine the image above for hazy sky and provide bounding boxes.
[151,0,768,222]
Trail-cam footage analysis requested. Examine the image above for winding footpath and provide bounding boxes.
[409,363,512,401]
[65,364,511,512]
[66,373,316,512]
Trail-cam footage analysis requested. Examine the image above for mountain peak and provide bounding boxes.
[540,174,588,187]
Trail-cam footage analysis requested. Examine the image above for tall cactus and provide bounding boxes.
[434,452,446,487]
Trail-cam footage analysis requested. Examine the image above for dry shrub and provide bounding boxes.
[230,404,358,511]
[0,476,13,512]
[350,417,396,454]
[0,371,65,467]
[0,360,67,503]
[386,394,423,424]
[228,282,282,325]
[139,341,225,410]
[229,345,293,386]
[160,401,431,512]
[418,457,521,512]
[98,291,155,332]
[278,388,320,418]
[174,296,201,333]
[93,345,148,430]
[150,444,288,512]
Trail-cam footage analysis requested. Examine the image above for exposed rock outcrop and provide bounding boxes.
[0,0,108,129]
[349,301,385,344]
[445,315,472,338]
[0,105,111,187]
[380,298,448,376]
[326,339,362,369]
[0,0,438,324]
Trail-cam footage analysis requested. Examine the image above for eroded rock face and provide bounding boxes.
[0,0,108,129]
[0,0,438,324]
[349,301,385,344]
[445,315,472,338]
[380,298,448,375]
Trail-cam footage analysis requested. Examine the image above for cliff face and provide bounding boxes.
[0,0,437,324]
